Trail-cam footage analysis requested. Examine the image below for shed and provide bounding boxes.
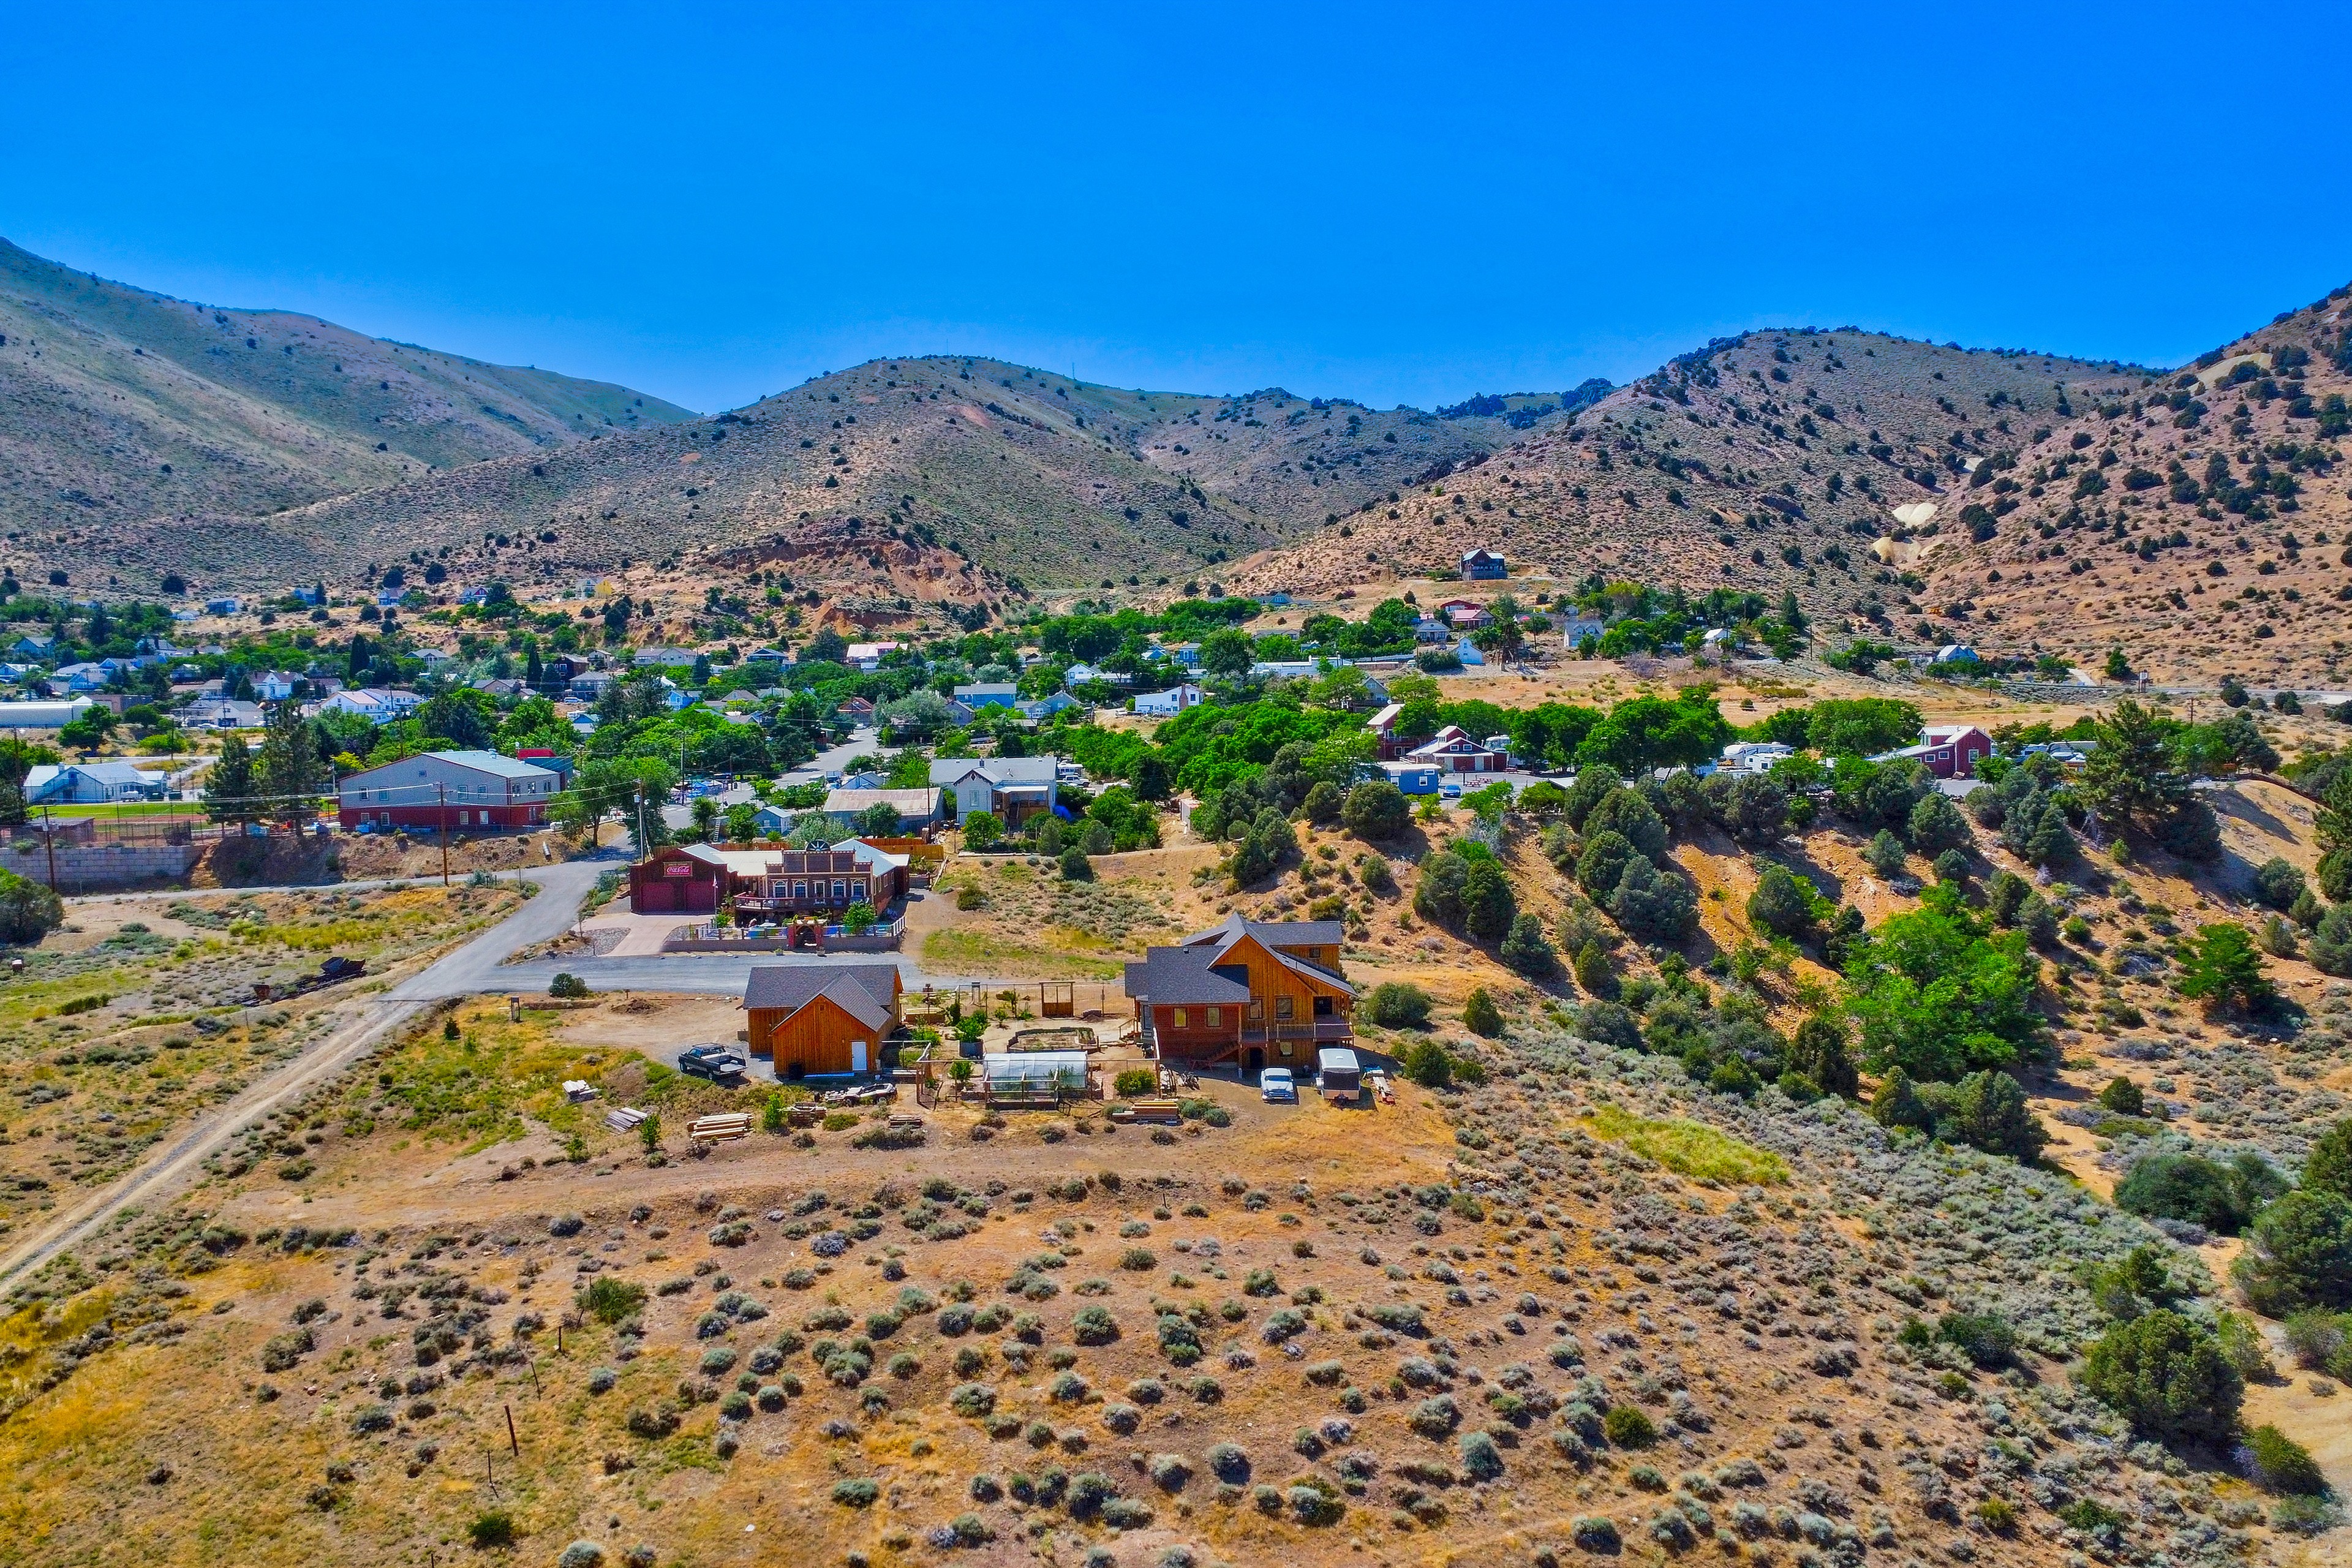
[742,963,903,1079]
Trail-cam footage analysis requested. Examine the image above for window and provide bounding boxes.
[1248,998,1264,1020]
[792,881,807,900]
[1275,995,1294,1019]
[1205,1007,1221,1027]
[1171,1008,1187,1029]
[833,880,847,902]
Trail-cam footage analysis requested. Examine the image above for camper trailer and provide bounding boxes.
[1316,1047,1363,1105]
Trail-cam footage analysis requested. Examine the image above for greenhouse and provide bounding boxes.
[978,1050,1095,1105]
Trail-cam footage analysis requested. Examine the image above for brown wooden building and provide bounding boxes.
[1123,914,1354,1073]
[742,964,903,1079]
[628,843,729,914]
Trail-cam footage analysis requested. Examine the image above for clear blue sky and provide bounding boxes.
[8,3,2346,415]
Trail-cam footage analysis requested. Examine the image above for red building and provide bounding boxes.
[336,750,563,832]
[1877,725,1994,780]
[630,844,727,914]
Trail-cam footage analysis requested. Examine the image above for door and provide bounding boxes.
[851,1040,869,1075]
[1246,1046,1264,1073]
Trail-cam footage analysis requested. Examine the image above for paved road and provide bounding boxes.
[0,857,616,1287]
[432,949,986,1001]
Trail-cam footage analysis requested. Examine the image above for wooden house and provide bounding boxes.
[742,963,903,1079]
[1123,914,1353,1074]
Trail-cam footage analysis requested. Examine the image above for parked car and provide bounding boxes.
[1439,780,1463,799]
[1259,1068,1297,1104]
[677,1044,748,1085]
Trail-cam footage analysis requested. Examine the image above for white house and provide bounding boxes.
[24,762,169,804]
[254,670,300,701]
[1717,741,1795,774]
[1133,684,1206,718]
[929,755,1060,827]
[315,687,423,721]
[183,698,265,729]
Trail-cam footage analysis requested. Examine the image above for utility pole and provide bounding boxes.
[439,783,450,886]
[635,783,647,855]
[39,804,56,893]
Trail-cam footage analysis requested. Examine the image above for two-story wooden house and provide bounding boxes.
[1123,914,1354,1074]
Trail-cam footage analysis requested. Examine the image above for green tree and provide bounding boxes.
[1341,780,1409,840]
[1058,846,1094,882]
[1747,864,1818,938]
[638,1114,662,1156]
[1461,858,1517,940]
[1870,1066,1932,1133]
[1199,628,1254,680]
[1499,913,1555,977]
[2175,923,2272,1012]
[2115,1153,2258,1235]
[962,810,1002,851]
[0,869,64,945]
[1928,1069,2048,1159]
[2079,1310,2243,1445]
[1575,830,1637,905]
[1864,829,1907,879]
[1906,791,1972,856]
[1585,789,1668,861]
[1572,937,1616,998]
[1463,988,1503,1037]
[2302,1117,2352,1201]
[2233,1189,2352,1315]
[1611,856,1696,943]
[205,734,257,826]
[0,738,56,827]
[1844,886,2043,1082]
[1790,1012,1859,1099]
[2078,698,2192,836]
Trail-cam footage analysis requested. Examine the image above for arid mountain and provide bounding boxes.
[1235,330,2150,611]
[0,236,693,579]
[24,325,1611,603]
[1907,287,2352,687]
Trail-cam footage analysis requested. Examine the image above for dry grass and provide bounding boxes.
[1579,1101,1789,1185]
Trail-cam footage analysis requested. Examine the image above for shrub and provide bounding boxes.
[1398,1038,1452,1088]
[1937,1311,2015,1370]
[1864,830,1907,878]
[1059,846,1093,881]
[467,1511,515,1548]
[2252,856,2307,911]
[1359,982,1432,1029]
[0,870,63,946]
[1498,914,1555,977]
[548,971,590,999]
[1747,864,1818,938]
[557,1544,605,1568]
[831,1478,878,1507]
[1462,988,1502,1037]
[1458,1429,1503,1481]
[2080,1310,2242,1444]
[578,1276,648,1325]
[2234,1189,2352,1314]
[1072,1306,1119,1346]
[1576,1000,1642,1051]
[2245,1424,2327,1494]
[1113,1068,1156,1098]
[2115,1153,2259,1235]
[1603,1406,1657,1448]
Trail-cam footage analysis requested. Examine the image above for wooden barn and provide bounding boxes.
[742,964,903,1080]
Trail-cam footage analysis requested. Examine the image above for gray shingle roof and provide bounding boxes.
[742,964,900,1029]
[1122,947,1252,1006]
[1180,913,1346,953]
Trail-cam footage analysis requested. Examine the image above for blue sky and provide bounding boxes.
[8,3,2347,415]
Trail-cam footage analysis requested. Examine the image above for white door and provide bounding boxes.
[851,1040,869,1074]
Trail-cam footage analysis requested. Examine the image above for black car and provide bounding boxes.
[677,1044,748,1085]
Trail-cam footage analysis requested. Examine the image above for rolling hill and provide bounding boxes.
[0,235,694,579]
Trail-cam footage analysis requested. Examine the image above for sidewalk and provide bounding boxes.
[578,909,682,956]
